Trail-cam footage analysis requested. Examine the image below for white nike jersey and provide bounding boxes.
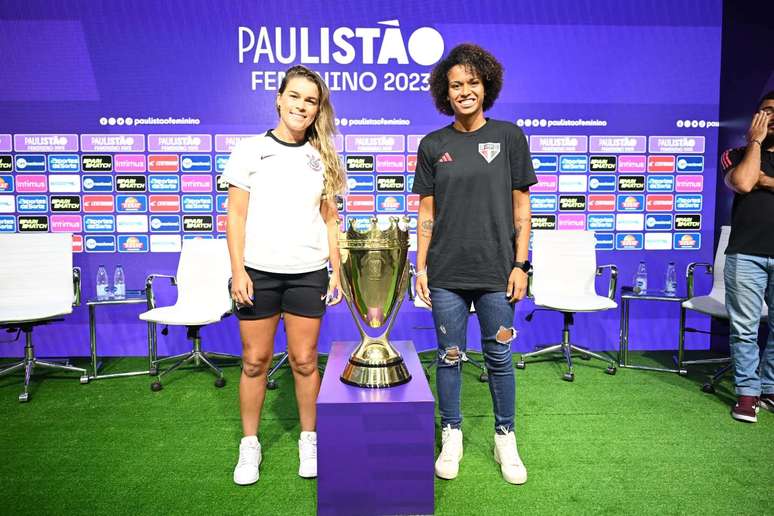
[223,131,328,273]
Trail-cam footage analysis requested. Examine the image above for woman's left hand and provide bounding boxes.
[507,268,528,303]
[325,270,344,306]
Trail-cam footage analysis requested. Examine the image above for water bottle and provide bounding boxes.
[113,265,126,299]
[634,261,648,294]
[96,265,109,300]
[664,261,677,296]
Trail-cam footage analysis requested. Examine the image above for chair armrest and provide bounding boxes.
[407,264,416,301]
[145,274,177,309]
[596,264,618,300]
[72,267,82,307]
[686,262,712,299]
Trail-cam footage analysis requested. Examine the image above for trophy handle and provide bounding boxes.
[342,291,369,340]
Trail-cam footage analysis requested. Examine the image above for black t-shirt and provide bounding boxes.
[720,146,774,257]
[412,119,537,290]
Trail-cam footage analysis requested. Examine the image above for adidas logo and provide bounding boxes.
[438,152,453,163]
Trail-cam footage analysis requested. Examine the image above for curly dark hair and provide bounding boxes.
[759,90,774,108]
[429,43,504,116]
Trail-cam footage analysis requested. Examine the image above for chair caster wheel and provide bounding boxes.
[149,367,158,376]
[214,377,226,388]
[515,361,526,370]
[80,375,90,384]
[267,379,278,390]
[580,354,591,360]
[563,372,575,382]
[479,373,488,383]
[606,366,617,376]
[151,381,163,392]
[701,383,715,394]
[18,392,29,403]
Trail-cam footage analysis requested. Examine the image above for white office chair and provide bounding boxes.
[140,238,240,391]
[516,230,618,382]
[0,233,88,402]
[680,225,768,392]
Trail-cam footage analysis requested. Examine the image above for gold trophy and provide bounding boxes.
[338,216,412,388]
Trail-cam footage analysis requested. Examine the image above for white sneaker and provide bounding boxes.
[434,425,463,479]
[298,431,317,478]
[233,435,262,485]
[494,431,527,485]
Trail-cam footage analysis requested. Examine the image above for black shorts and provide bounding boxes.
[235,267,328,320]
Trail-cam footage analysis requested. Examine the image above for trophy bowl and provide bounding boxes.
[338,216,412,388]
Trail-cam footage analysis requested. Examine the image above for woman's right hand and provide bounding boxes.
[231,268,253,307]
[416,273,431,307]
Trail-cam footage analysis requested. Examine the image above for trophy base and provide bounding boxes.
[340,358,412,388]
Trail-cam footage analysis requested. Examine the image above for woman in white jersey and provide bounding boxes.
[224,65,346,485]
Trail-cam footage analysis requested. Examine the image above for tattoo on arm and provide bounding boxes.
[514,217,529,240]
[420,219,434,238]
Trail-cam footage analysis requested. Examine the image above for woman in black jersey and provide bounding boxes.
[411,44,537,484]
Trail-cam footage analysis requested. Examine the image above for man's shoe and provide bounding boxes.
[760,394,774,412]
[493,431,527,485]
[234,436,262,485]
[298,431,318,478]
[434,425,463,480]
[731,395,760,423]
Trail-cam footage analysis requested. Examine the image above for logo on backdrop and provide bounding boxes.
[183,215,213,232]
[18,216,49,232]
[674,214,701,230]
[116,176,147,192]
[85,235,116,253]
[0,156,12,171]
[82,155,113,172]
[50,196,81,212]
[239,20,445,91]
[346,155,374,172]
[559,195,586,211]
[531,215,556,230]
[376,175,405,192]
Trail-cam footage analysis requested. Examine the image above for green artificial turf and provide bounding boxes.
[1,352,772,516]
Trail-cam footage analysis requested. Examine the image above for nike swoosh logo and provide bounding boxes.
[260,154,276,160]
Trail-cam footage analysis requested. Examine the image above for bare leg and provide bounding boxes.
[284,313,322,432]
[238,315,281,437]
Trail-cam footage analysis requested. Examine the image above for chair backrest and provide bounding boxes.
[531,230,598,298]
[706,225,731,301]
[174,238,232,314]
[0,233,73,317]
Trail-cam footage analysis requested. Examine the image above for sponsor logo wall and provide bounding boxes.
[0,129,711,253]
[0,0,721,361]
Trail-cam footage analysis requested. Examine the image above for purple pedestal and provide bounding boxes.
[317,341,435,516]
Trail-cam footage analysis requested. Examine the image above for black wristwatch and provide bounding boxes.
[513,260,531,272]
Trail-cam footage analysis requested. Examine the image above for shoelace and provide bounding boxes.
[238,445,258,467]
[439,430,459,462]
[498,437,522,466]
[300,440,317,460]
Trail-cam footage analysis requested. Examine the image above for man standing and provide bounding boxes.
[721,90,774,423]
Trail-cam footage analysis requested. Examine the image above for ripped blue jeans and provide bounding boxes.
[429,287,516,433]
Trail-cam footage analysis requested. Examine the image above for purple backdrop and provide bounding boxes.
[0,0,722,359]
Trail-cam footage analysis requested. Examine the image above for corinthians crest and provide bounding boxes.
[478,142,500,163]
